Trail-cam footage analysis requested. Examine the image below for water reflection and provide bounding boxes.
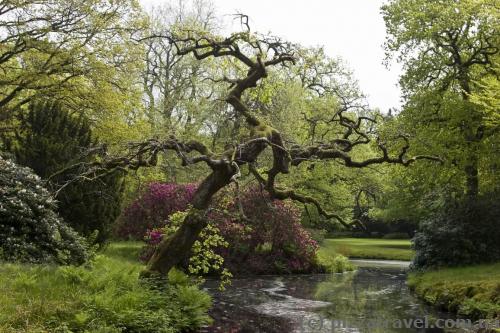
[200,262,465,333]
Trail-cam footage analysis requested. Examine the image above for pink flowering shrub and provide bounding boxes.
[213,187,320,274]
[114,183,196,240]
[138,183,319,275]
[139,228,165,262]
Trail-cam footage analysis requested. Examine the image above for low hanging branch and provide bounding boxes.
[59,20,441,277]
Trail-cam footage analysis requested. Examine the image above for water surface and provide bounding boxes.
[200,261,470,333]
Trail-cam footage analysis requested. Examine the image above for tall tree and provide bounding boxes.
[0,0,146,137]
[142,0,218,132]
[382,0,499,199]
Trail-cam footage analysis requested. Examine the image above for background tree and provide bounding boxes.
[0,0,147,145]
[380,0,500,267]
[142,0,219,132]
[382,0,499,199]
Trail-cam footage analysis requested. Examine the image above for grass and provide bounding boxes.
[408,263,500,320]
[316,252,355,273]
[0,241,212,333]
[319,238,414,261]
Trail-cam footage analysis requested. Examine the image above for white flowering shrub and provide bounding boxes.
[0,156,89,265]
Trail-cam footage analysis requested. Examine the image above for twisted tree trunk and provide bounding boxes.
[144,166,234,276]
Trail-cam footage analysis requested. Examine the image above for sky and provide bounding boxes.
[140,0,402,112]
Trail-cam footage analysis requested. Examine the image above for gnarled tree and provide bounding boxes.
[61,21,439,277]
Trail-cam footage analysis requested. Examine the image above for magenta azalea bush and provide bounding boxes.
[137,183,319,275]
[214,188,320,274]
[114,183,196,240]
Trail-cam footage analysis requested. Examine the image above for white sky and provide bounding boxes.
[140,0,402,112]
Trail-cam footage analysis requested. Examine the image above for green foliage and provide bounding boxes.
[0,0,147,142]
[305,228,328,244]
[412,195,500,269]
[59,172,124,244]
[471,57,500,129]
[7,101,124,244]
[0,156,89,265]
[382,0,498,93]
[382,232,410,240]
[380,0,500,268]
[319,238,414,261]
[10,101,94,176]
[316,252,355,273]
[167,210,232,289]
[408,263,500,319]
[381,0,500,197]
[0,242,212,333]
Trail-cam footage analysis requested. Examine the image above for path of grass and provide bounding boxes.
[408,263,500,320]
[0,242,212,333]
[319,238,414,261]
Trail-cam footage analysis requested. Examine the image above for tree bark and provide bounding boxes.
[144,165,234,276]
[464,149,479,199]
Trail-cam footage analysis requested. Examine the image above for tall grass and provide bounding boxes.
[0,242,212,332]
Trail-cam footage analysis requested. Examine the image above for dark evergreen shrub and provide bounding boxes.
[412,195,500,269]
[0,156,89,264]
[6,101,124,244]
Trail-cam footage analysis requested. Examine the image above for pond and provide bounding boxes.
[199,260,474,333]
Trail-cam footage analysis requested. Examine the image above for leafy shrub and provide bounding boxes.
[382,232,410,239]
[0,243,212,332]
[138,184,320,275]
[412,195,500,269]
[408,263,500,320]
[213,186,320,275]
[305,228,327,244]
[115,182,196,240]
[4,101,124,244]
[317,252,355,273]
[0,156,89,265]
[141,210,232,289]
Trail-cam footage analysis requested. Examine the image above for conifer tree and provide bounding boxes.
[8,101,124,244]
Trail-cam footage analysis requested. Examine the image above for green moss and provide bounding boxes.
[320,238,414,261]
[408,263,500,320]
[0,242,212,332]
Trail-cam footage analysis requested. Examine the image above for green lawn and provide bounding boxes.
[0,242,212,333]
[319,238,414,261]
[408,263,500,320]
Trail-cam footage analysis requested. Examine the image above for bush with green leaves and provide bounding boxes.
[412,195,500,269]
[316,252,355,273]
[0,156,89,265]
[142,210,232,289]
